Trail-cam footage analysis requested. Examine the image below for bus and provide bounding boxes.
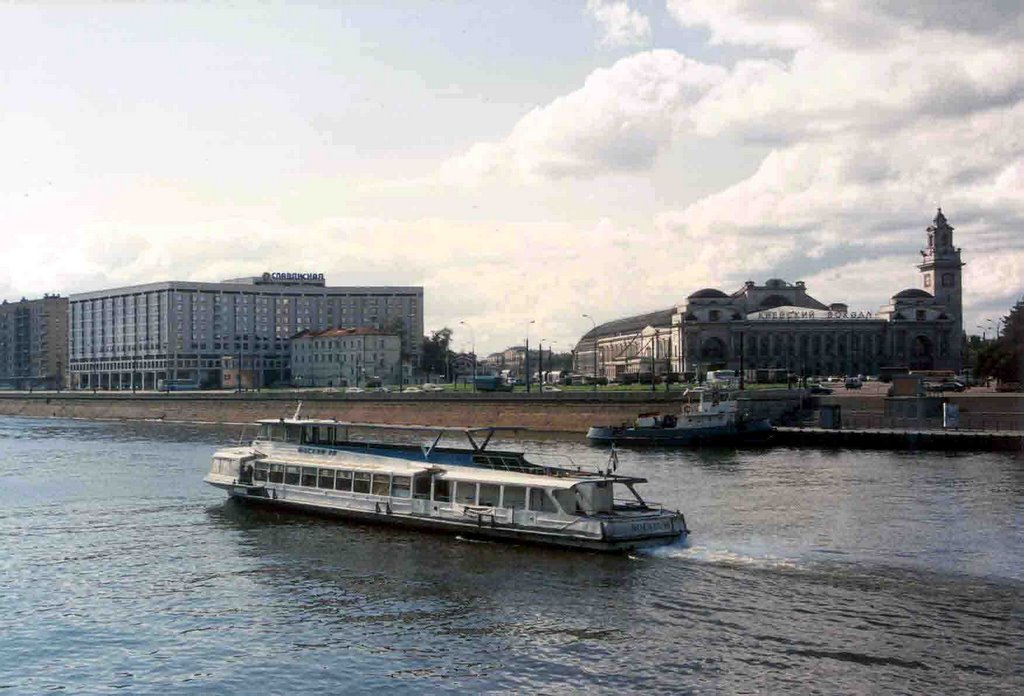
[473,374,514,392]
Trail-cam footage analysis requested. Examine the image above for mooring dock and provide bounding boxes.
[774,426,1024,452]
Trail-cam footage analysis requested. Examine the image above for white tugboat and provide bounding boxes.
[587,387,773,446]
[205,411,688,552]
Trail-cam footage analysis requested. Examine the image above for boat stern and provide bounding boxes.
[598,509,688,550]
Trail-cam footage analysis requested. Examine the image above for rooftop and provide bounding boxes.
[582,307,675,340]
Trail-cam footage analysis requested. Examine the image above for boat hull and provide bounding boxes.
[207,479,685,553]
[587,418,773,446]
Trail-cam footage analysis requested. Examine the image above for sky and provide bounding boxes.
[1,1,1021,354]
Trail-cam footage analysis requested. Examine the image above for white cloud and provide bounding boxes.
[586,0,652,48]
[666,0,1024,50]
[440,50,726,184]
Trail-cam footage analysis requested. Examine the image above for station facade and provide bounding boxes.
[574,210,966,379]
[68,273,423,390]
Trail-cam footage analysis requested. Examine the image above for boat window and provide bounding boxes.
[353,472,371,494]
[433,478,451,502]
[454,481,477,505]
[310,427,334,445]
[254,462,269,482]
[258,424,273,440]
[412,474,431,500]
[391,476,412,498]
[301,427,315,444]
[371,474,390,497]
[529,488,558,513]
[577,481,612,513]
[317,468,335,489]
[478,483,500,507]
[285,466,300,485]
[269,464,284,484]
[301,467,317,487]
[501,485,526,510]
[336,470,353,492]
[284,426,301,443]
[552,489,578,515]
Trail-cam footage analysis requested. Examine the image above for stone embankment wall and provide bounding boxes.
[0,390,806,434]
[817,393,1024,431]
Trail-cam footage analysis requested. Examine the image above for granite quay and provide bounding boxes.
[0,390,1020,450]
[0,389,805,435]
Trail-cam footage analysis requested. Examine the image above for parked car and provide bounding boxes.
[935,380,966,392]
[808,383,833,395]
[844,377,862,389]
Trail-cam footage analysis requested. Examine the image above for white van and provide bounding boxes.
[706,370,738,387]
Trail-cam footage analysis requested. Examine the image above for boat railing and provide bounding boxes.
[521,451,593,476]
[613,498,658,512]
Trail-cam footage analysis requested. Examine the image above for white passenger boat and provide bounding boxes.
[205,415,688,552]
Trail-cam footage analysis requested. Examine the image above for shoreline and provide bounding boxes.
[1,390,1020,451]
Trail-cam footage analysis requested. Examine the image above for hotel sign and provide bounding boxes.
[749,306,877,321]
[264,272,325,281]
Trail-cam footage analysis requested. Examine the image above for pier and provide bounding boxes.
[775,426,1024,452]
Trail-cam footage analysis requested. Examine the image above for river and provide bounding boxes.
[1,416,1021,694]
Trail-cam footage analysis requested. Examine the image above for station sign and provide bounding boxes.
[748,306,878,321]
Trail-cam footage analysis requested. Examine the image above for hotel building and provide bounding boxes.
[68,273,423,390]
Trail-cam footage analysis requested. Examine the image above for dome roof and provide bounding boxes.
[893,288,933,299]
[688,288,729,299]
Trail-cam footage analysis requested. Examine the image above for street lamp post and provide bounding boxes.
[582,314,597,391]
[525,320,535,393]
[460,320,476,392]
[548,341,556,386]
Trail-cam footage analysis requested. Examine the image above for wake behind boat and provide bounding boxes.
[205,412,688,552]
[587,387,773,446]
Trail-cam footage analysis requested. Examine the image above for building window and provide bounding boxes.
[942,273,955,287]
[924,275,931,287]
[709,310,720,321]
[916,310,926,321]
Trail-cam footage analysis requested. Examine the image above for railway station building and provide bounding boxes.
[574,209,966,379]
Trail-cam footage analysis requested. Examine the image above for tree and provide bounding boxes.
[976,297,1023,384]
[421,327,455,377]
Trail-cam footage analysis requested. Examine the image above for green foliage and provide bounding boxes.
[420,327,454,374]
[975,297,1023,383]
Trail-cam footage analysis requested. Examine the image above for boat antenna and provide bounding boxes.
[293,401,303,420]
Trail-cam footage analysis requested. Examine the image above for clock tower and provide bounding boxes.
[918,208,964,366]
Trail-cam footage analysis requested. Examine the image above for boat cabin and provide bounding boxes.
[245,456,630,517]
